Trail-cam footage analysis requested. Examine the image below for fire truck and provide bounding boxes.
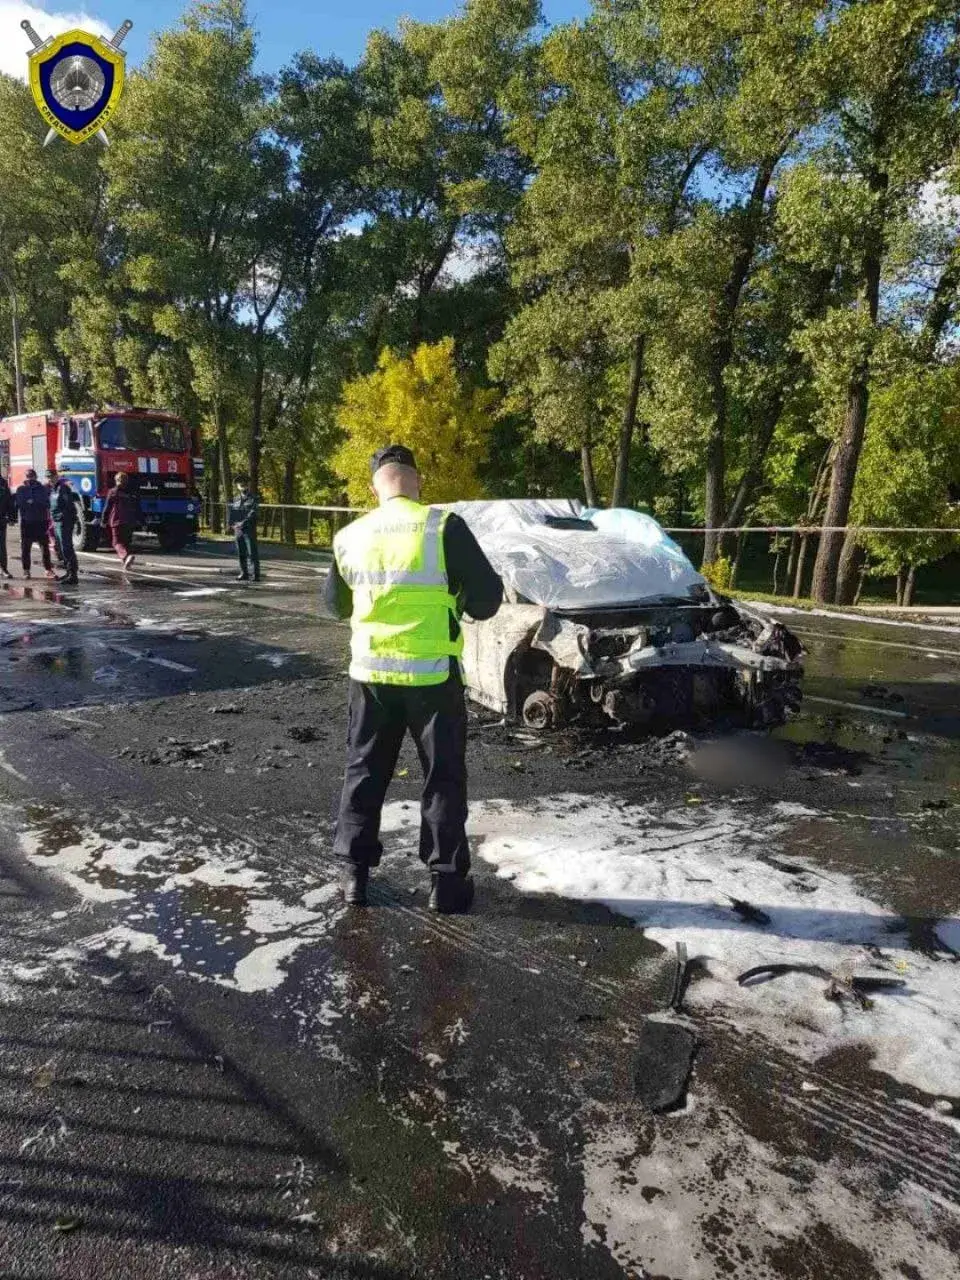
[0,406,204,552]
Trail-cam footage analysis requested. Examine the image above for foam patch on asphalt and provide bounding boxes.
[16,811,344,995]
[383,795,960,1099]
[580,1102,959,1280]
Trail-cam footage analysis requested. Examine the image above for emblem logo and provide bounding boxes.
[21,19,132,147]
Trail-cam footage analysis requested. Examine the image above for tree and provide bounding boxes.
[805,0,960,603]
[0,73,106,410]
[354,0,536,362]
[333,338,495,504]
[105,0,270,507]
[850,362,960,603]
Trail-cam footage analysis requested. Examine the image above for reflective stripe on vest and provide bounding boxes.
[352,654,450,678]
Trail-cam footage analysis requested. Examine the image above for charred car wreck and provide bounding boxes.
[449,500,803,731]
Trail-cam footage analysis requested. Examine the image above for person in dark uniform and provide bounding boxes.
[15,469,53,579]
[50,474,80,585]
[45,469,65,571]
[323,445,503,913]
[228,475,260,581]
[0,472,15,579]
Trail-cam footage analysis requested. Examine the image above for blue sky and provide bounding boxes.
[4,1,589,79]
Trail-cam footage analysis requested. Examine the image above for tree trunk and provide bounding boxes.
[702,425,725,565]
[811,174,886,604]
[249,343,266,492]
[208,439,222,534]
[784,532,800,597]
[895,564,907,607]
[731,530,746,588]
[57,356,73,407]
[835,532,864,606]
[702,157,779,565]
[581,441,599,508]
[811,381,870,604]
[213,398,232,508]
[611,334,645,508]
[281,457,296,545]
[903,563,916,607]
[793,535,809,599]
[671,478,685,527]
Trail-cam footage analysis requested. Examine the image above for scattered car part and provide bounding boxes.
[727,897,772,927]
[634,1020,697,1112]
[668,941,690,1013]
[737,963,906,1010]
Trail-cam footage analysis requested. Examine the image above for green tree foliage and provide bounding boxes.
[851,364,960,592]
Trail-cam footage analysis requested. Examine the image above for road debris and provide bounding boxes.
[275,1157,315,1197]
[727,897,772,927]
[634,1021,697,1112]
[19,1111,70,1156]
[737,963,907,1010]
[118,737,231,767]
[287,725,319,742]
[668,941,690,1013]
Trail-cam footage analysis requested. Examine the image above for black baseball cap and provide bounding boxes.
[370,444,417,476]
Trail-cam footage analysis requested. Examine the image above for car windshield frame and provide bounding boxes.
[95,416,187,453]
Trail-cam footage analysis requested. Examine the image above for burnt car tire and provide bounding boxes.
[522,690,560,731]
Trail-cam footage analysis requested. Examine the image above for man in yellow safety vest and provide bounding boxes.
[324,445,503,912]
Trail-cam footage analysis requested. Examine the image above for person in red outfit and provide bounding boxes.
[101,472,140,568]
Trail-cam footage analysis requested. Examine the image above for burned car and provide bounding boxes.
[449,500,803,731]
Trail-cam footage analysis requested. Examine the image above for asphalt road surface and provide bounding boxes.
[0,537,958,1280]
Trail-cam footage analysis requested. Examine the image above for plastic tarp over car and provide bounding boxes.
[447,499,706,611]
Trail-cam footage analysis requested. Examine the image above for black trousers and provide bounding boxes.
[236,531,260,579]
[20,523,51,573]
[0,523,7,573]
[334,672,469,876]
[55,521,78,577]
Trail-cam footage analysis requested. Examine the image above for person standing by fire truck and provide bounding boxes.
[0,471,15,579]
[14,469,53,579]
[46,469,64,572]
[50,472,81,586]
[101,472,140,569]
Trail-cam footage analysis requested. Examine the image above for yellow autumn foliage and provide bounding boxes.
[334,339,496,505]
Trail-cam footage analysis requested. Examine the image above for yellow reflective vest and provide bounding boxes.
[333,497,463,686]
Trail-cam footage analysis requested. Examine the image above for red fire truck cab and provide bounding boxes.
[0,406,202,552]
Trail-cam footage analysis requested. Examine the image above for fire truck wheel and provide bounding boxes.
[157,523,190,553]
[76,508,101,553]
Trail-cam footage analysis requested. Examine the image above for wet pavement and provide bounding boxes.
[0,540,958,1278]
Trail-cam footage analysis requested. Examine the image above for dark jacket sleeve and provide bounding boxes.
[102,491,115,526]
[321,555,353,621]
[443,513,503,621]
[240,495,259,534]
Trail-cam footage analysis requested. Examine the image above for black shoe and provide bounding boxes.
[57,575,79,586]
[428,874,475,914]
[341,866,369,907]
[236,573,249,582]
